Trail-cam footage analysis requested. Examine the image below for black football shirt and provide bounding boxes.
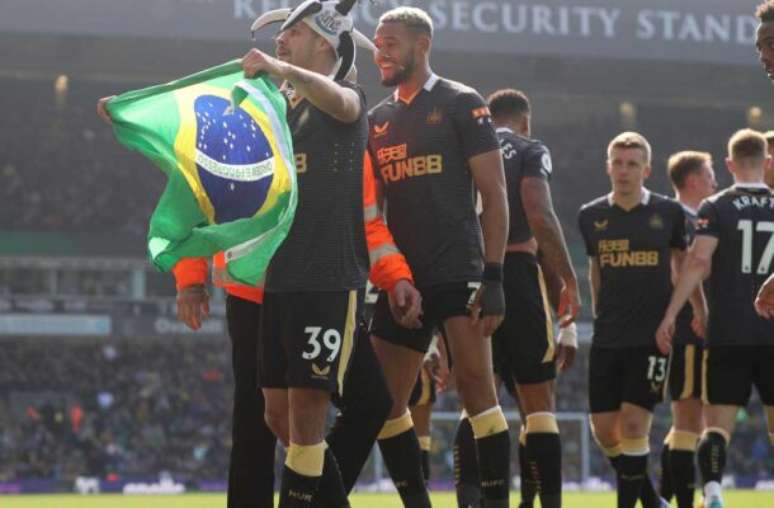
[696,184,774,346]
[265,80,369,292]
[578,191,687,348]
[496,127,552,244]
[368,75,500,288]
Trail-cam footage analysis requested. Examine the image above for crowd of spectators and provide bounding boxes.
[0,76,749,246]
[0,77,163,235]
[0,337,771,487]
[0,73,768,490]
[0,337,231,485]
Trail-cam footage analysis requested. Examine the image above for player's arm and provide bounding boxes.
[671,248,708,337]
[472,149,509,265]
[172,258,211,331]
[241,48,361,123]
[470,148,509,335]
[522,176,580,325]
[656,237,718,353]
[363,151,422,328]
[756,273,774,318]
[455,91,508,335]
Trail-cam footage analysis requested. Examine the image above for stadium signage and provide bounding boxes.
[0,0,761,65]
[235,0,760,65]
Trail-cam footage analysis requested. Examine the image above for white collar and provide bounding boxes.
[732,182,770,190]
[393,73,440,103]
[680,203,698,216]
[607,188,651,207]
[496,127,514,135]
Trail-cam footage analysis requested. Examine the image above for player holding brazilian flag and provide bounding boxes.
[100,60,297,285]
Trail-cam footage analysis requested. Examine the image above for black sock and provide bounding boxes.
[609,453,658,508]
[475,430,511,508]
[526,432,562,508]
[697,432,727,486]
[279,465,320,508]
[378,429,431,508]
[328,329,392,493]
[639,473,660,508]
[670,449,696,508]
[608,454,622,472]
[454,418,482,508]
[617,454,648,508]
[659,442,673,501]
[518,440,537,508]
[314,448,350,508]
[420,449,430,484]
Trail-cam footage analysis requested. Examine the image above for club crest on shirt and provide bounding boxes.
[471,106,491,126]
[594,220,608,232]
[373,121,390,138]
[649,213,664,230]
[426,107,443,125]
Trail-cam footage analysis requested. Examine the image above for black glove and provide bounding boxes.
[479,263,505,317]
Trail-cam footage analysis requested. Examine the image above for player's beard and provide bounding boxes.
[381,52,415,87]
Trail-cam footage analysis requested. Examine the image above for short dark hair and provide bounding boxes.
[757,0,774,22]
[667,151,712,190]
[728,129,768,162]
[607,131,652,164]
[487,89,531,123]
[379,7,434,38]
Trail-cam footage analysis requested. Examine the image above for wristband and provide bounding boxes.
[557,322,578,348]
[482,263,503,282]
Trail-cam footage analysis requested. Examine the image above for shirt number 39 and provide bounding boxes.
[302,326,342,362]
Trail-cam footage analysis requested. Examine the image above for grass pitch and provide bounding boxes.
[3,491,773,507]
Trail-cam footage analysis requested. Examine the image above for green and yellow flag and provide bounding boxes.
[107,60,296,286]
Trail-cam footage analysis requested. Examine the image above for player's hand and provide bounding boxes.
[556,322,578,372]
[242,48,286,79]
[557,282,581,327]
[555,345,576,373]
[176,284,210,331]
[469,280,505,337]
[691,314,707,339]
[755,275,774,319]
[425,350,450,392]
[655,315,676,355]
[388,279,423,329]
[97,95,116,124]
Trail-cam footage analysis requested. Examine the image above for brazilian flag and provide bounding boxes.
[107,60,296,286]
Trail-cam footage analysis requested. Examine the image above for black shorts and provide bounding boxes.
[589,345,668,413]
[668,343,703,401]
[702,345,774,407]
[492,252,556,386]
[258,289,363,394]
[408,367,436,407]
[370,281,479,353]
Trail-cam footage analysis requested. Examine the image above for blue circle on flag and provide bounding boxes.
[194,95,275,223]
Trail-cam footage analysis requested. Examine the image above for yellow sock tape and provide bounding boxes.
[671,430,699,451]
[286,441,326,477]
[518,426,527,446]
[470,406,508,439]
[378,410,414,440]
[621,436,650,456]
[525,412,559,434]
[418,436,432,451]
[663,428,675,446]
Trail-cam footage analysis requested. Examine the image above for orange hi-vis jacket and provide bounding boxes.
[172,152,412,304]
